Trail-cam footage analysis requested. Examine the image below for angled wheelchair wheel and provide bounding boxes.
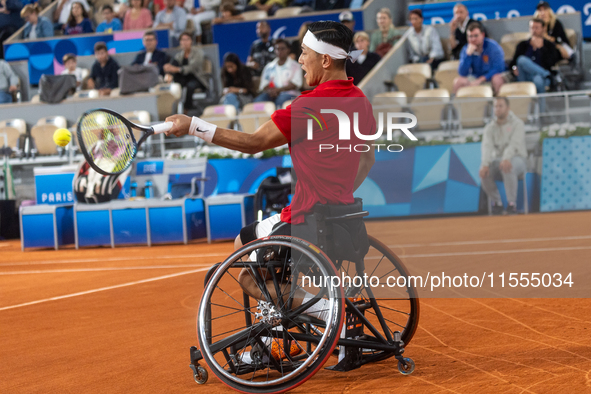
[335,235,420,360]
[197,236,345,393]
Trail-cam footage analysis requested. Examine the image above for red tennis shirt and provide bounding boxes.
[271,77,376,224]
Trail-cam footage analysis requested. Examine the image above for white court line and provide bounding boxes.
[387,235,591,249]
[0,243,10,248]
[392,245,591,259]
[0,252,229,267]
[0,267,210,311]
[0,264,212,275]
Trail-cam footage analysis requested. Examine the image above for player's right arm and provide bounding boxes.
[165,114,288,154]
[353,144,375,192]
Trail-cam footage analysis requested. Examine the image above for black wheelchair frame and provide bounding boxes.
[189,210,420,393]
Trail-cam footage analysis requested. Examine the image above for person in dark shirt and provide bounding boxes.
[88,42,120,96]
[534,1,572,60]
[220,52,255,111]
[63,1,93,35]
[0,0,24,58]
[510,18,561,94]
[132,30,169,76]
[449,3,477,60]
[246,21,275,77]
[346,31,380,85]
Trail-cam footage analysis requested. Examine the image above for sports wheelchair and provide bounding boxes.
[189,200,420,393]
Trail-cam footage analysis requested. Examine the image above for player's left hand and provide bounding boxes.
[165,114,192,137]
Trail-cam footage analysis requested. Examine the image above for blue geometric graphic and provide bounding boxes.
[413,147,450,192]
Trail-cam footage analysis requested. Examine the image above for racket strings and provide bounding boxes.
[79,111,136,173]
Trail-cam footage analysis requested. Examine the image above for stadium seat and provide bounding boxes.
[110,88,120,97]
[440,37,451,60]
[122,111,151,142]
[372,92,408,127]
[30,94,40,103]
[274,7,303,17]
[410,89,451,131]
[393,63,432,98]
[565,28,577,49]
[434,60,459,95]
[0,118,27,156]
[500,32,530,62]
[498,82,537,123]
[238,102,275,134]
[201,104,237,129]
[150,83,182,120]
[30,116,68,156]
[454,85,493,129]
[73,89,100,99]
[282,100,292,109]
[241,10,267,21]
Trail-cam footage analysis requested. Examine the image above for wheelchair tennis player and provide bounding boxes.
[165,20,376,361]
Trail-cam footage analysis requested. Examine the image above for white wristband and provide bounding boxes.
[189,117,217,143]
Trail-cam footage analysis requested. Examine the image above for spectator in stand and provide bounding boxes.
[370,8,402,57]
[346,31,380,85]
[152,0,165,15]
[510,18,561,94]
[132,30,169,76]
[53,0,90,29]
[61,53,87,90]
[123,0,153,30]
[406,9,444,71]
[290,22,311,61]
[534,1,572,60]
[254,38,302,108]
[220,52,255,111]
[87,42,120,96]
[212,2,243,25]
[480,97,527,215]
[246,21,275,77]
[21,4,53,39]
[154,0,187,44]
[0,59,18,104]
[244,0,285,17]
[0,0,24,56]
[449,3,476,60]
[339,10,355,32]
[164,32,208,112]
[63,2,93,35]
[453,22,505,95]
[185,0,221,43]
[96,5,122,33]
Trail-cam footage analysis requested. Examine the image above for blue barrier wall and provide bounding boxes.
[541,136,591,212]
[3,30,170,84]
[354,143,482,217]
[409,0,591,39]
[212,10,364,64]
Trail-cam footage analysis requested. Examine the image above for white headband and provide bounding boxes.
[302,30,364,63]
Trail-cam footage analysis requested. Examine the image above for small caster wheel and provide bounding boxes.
[194,366,208,384]
[398,357,415,375]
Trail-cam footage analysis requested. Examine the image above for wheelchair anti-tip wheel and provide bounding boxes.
[193,366,208,384]
[397,357,415,375]
[197,236,345,393]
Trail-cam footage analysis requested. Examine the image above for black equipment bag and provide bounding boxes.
[118,64,159,95]
[39,74,77,103]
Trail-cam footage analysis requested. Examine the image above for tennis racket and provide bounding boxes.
[77,108,173,176]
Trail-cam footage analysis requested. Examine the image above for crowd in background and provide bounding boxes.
[0,0,581,111]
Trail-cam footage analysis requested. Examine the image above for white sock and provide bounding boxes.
[301,291,331,322]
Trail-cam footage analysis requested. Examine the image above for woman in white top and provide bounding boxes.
[406,9,444,71]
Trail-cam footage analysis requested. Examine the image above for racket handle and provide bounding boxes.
[152,121,174,134]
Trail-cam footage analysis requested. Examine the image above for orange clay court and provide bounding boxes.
[2,211,591,393]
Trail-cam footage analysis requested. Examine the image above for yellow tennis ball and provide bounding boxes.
[53,128,71,147]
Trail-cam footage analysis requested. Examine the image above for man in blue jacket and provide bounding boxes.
[453,22,506,95]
